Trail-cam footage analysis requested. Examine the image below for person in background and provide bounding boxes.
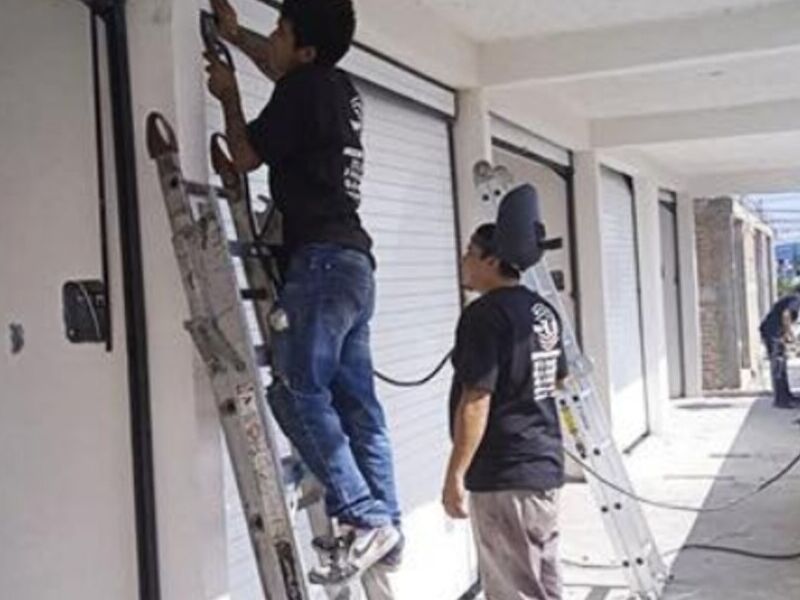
[759,285,800,408]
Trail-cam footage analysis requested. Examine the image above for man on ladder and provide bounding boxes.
[204,0,402,583]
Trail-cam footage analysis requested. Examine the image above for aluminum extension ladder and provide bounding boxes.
[145,113,389,600]
[474,161,670,599]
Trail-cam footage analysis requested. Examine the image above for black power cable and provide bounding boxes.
[565,447,800,513]
[374,350,453,388]
[564,543,800,570]
[561,446,800,569]
[680,544,800,561]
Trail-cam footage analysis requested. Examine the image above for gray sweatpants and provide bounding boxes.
[469,489,561,600]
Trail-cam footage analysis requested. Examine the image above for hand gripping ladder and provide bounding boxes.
[474,161,670,599]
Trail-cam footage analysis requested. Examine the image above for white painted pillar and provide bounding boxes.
[573,151,614,415]
[676,193,703,397]
[633,177,669,434]
[127,0,227,597]
[452,88,494,251]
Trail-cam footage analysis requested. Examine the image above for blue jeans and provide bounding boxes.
[763,335,797,406]
[267,244,401,529]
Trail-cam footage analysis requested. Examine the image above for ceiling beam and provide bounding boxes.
[591,99,800,148]
[479,1,800,86]
[690,167,800,196]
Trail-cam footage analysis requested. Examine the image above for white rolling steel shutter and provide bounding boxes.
[356,82,471,599]
[599,167,649,450]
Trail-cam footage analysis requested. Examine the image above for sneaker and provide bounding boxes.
[376,532,405,572]
[309,524,401,586]
[348,524,401,573]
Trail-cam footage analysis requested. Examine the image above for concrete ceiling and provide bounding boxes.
[534,48,800,119]
[416,0,787,42]
[404,0,800,193]
[636,131,800,175]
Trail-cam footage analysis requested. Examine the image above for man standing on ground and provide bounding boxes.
[759,285,800,408]
[442,223,567,600]
[205,0,402,582]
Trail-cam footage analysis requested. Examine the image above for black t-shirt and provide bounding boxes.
[449,286,568,493]
[247,64,373,261]
[760,293,800,339]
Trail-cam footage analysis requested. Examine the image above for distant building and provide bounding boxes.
[776,242,800,278]
[695,197,775,391]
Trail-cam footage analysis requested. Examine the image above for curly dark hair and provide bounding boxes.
[281,0,356,67]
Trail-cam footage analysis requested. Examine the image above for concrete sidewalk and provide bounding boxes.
[559,395,800,600]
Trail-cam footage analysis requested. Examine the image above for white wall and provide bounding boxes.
[676,193,703,397]
[0,2,137,598]
[126,0,229,598]
[1,1,230,598]
[452,89,495,248]
[572,152,615,415]
[355,0,479,88]
[632,178,670,432]
[488,86,592,152]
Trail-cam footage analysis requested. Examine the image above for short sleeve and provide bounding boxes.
[246,81,303,166]
[453,305,502,394]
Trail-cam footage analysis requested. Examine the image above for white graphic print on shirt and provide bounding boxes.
[531,302,561,402]
[344,94,364,206]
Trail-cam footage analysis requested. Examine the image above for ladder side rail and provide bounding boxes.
[150,147,311,600]
[194,192,312,600]
[209,164,353,599]
[523,262,668,597]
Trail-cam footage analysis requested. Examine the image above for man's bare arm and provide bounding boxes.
[782,309,797,342]
[447,387,492,479]
[206,51,262,173]
[211,0,278,80]
[229,28,279,81]
[219,94,262,173]
[441,386,491,518]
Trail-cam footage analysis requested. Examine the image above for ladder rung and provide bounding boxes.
[228,240,275,259]
[184,180,235,200]
[281,456,306,487]
[253,344,270,367]
[241,288,269,301]
[587,438,615,455]
[297,486,324,511]
[281,457,324,510]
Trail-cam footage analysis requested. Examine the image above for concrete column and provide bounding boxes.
[452,88,494,251]
[128,0,227,597]
[573,151,613,415]
[633,177,669,434]
[676,194,704,397]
